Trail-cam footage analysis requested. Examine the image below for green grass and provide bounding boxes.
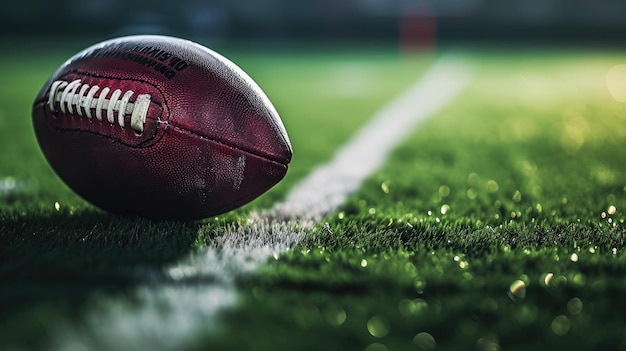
[199,50,626,350]
[0,43,429,350]
[2,43,626,351]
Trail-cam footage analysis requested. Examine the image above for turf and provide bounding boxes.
[2,43,626,350]
[199,49,626,350]
[0,43,429,349]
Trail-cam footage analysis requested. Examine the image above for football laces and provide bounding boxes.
[48,79,151,133]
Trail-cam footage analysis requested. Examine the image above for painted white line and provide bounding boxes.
[49,57,473,351]
[269,57,473,225]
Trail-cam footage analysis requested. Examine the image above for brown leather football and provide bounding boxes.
[32,35,292,220]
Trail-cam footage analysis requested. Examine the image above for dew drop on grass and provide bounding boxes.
[438,185,450,197]
[380,182,389,194]
[513,190,522,202]
[325,307,347,327]
[398,298,428,316]
[570,253,579,262]
[413,278,427,291]
[413,332,436,350]
[486,180,499,193]
[522,159,537,173]
[360,259,368,268]
[468,172,480,185]
[54,201,60,211]
[508,280,526,301]
[404,262,417,276]
[572,273,586,286]
[413,299,428,313]
[367,315,390,338]
[543,272,554,286]
[607,193,616,204]
[608,205,617,215]
[476,334,500,351]
[552,275,568,288]
[467,188,478,200]
[567,297,583,315]
[440,204,450,215]
[368,208,376,215]
[551,315,571,336]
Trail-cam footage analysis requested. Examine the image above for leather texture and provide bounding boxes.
[32,35,292,220]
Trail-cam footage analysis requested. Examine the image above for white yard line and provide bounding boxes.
[268,57,473,225]
[50,57,473,351]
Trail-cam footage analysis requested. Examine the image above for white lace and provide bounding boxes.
[48,79,151,133]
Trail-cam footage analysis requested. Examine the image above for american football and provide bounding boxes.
[32,35,292,220]
[7,4,626,350]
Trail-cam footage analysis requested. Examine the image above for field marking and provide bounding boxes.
[269,57,474,225]
[50,57,473,351]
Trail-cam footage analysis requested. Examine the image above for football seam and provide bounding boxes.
[168,123,290,166]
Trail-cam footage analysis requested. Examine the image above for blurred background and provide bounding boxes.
[3,0,626,47]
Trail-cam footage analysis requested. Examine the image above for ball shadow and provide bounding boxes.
[0,208,220,330]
